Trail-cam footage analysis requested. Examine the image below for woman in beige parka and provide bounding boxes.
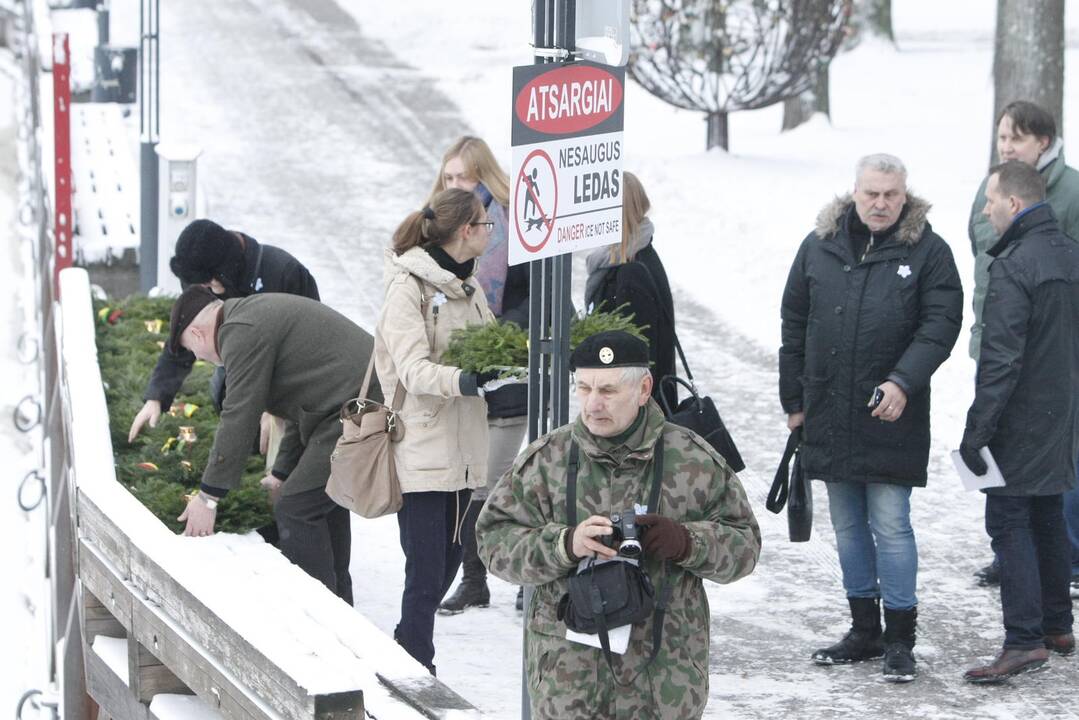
[374,187,497,674]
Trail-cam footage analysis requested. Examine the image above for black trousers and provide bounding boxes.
[275,486,353,605]
[986,493,1073,649]
[395,489,471,671]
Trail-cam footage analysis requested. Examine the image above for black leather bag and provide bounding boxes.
[660,376,745,472]
[766,427,813,542]
[627,259,746,473]
[559,558,654,634]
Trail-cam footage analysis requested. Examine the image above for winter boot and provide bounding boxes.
[438,500,490,615]
[882,606,917,683]
[811,597,884,665]
[974,559,1001,587]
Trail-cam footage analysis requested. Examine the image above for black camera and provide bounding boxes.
[602,511,644,558]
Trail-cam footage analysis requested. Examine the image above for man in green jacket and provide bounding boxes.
[476,331,760,720]
[169,286,375,603]
[968,101,1079,592]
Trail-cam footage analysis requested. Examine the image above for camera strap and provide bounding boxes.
[565,434,672,685]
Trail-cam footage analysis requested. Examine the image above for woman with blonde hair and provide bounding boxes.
[431,136,532,616]
[584,171,678,410]
[375,187,498,674]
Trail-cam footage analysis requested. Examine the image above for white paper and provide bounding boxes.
[564,556,638,654]
[566,623,631,654]
[951,447,1006,491]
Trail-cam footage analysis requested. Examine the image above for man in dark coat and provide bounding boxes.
[170,287,373,603]
[780,153,963,682]
[960,160,1079,683]
[127,218,320,443]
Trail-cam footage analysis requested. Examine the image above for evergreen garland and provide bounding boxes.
[442,307,647,373]
[94,296,273,534]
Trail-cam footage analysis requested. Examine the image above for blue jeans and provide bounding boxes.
[985,494,1073,649]
[825,482,918,610]
[1066,474,1079,579]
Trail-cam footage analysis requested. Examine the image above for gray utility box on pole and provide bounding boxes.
[574,0,629,66]
[154,142,201,295]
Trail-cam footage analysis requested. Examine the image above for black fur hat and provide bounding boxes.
[169,219,246,290]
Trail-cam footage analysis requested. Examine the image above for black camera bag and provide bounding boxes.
[557,437,673,684]
[560,557,655,634]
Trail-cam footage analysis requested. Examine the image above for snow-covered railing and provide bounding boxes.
[57,269,484,720]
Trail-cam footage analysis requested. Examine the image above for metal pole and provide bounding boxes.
[138,0,159,292]
[96,0,108,45]
[523,2,573,715]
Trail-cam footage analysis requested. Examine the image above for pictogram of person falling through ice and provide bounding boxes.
[522,167,547,231]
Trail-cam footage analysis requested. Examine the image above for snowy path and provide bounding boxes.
[146,1,1079,717]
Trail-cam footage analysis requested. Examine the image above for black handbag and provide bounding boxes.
[628,261,746,472]
[660,376,745,472]
[766,426,813,542]
[557,438,672,685]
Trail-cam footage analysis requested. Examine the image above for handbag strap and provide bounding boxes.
[588,557,675,687]
[363,276,432,413]
[630,257,693,384]
[565,435,666,525]
[766,426,802,514]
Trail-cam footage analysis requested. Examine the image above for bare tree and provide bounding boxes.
[991,0,1064,165]
[862,0,895,43]
[630,0,849,150]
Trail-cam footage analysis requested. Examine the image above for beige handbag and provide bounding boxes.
[326,352,406,518]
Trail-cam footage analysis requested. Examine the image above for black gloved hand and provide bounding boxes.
[959,442,988,476]
[459,369,501,396]
[636,513,692,562]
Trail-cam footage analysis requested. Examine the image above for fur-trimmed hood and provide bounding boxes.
[815,193,933,247]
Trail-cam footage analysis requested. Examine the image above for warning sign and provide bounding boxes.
[509,61,625,266]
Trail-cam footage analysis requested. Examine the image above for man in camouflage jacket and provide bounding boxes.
[476,331,760,719]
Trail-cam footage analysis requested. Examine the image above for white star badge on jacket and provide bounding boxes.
[432,291,448,307]
[897,265,912,279]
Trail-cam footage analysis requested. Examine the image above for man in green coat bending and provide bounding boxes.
[169,286,374,603]
[476,331,760,720]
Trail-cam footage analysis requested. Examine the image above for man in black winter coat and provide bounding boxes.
[960,161,1079,683]
[127,219,320,443]
[780,153,963,683]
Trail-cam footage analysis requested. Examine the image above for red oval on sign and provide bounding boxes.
[515,65,623,135]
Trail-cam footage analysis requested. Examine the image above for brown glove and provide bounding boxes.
[636,513,692,562]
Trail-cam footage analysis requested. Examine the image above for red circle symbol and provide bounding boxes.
[514,149,558,253]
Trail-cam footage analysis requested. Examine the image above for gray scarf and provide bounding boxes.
[584,218,655,311]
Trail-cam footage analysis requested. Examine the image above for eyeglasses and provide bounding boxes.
[470,221,495,230]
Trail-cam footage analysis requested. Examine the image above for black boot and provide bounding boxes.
[882,606,917,683]
[438,500,490,615]
[974,559,1000,587]
[812,597,884,665]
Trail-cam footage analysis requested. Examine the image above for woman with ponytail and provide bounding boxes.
[374,187,497,674]
[428,137,532,616]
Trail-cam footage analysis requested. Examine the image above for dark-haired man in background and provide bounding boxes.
[960,160,1079,682]
[968,101,1079,595]
[127,219,319,443]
